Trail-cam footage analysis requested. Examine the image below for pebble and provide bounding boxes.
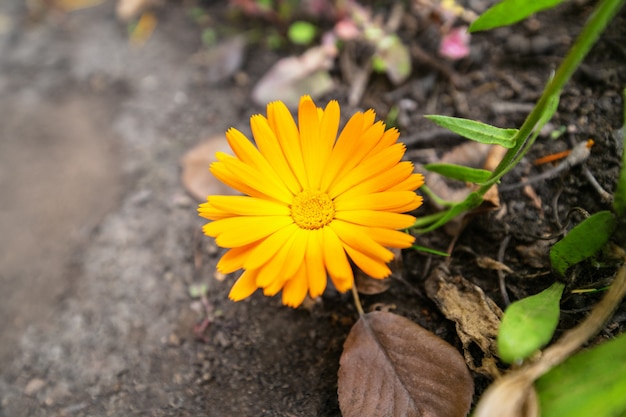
[24,378,46,396]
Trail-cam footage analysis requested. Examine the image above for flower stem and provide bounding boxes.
[351,285,365,317]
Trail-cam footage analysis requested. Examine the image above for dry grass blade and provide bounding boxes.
[338,311,474,417]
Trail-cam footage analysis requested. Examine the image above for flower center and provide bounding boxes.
[290,190,335,230]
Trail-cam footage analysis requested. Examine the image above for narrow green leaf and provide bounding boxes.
[536,332,626,417]
[425,115,518,148]
[424,163,492,183]
[497,282,564,363]
[550,211,617,276]
[469,0,565,32]
[411,245,449,257]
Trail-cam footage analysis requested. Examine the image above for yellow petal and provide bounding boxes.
[334,210,416,230]
[256,229,301,288]
[387,172,425,192]
[267,100,309,189]
[319,111,364,192]
[334,191,419,212]
[217,154,293,204]
[322,226,353,292]
[328,121,386,189]
[281,262,308,307]
[203,216,293,247]
[337,161,414,199]
[210,160,269,199]
[329,220,394,263]
[250,115,301,194]
[228,269,259,301]
[298,96,322,188]
[225,128,296,199]
[217,243,258,273]
[329,143,406,198]
[244,223,299,270]
[208,195,289,216]
[366,127,400,157]
[366,227,415,248]
[343,244,391,279]
[282,228,309,279]
[305,229,326,298]
[198,201,235,220]
[389,195,423,213]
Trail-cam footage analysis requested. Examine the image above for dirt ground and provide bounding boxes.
[0,1,624,416]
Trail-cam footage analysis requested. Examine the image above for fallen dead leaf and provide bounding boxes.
[251,45,336,108]
[116,0,158,21]
[338,310,474,417]
[180,135,238,201]
[425,264,502,377]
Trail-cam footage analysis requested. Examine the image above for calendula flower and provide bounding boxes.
[199,96,423,307]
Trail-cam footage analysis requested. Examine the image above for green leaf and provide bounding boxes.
[287,21,317,45]
[425,115,518,148]
[497,282,564,364]
[411,245,449,257]
[414,192,484,233]
[536,332,626,417]
[424,163,492,184]
[550,211,617,276]
[469,0,566,32]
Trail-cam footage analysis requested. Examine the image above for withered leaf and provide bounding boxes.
[425,264,502,377]
[180,135,238,201]
[338,311,474,417]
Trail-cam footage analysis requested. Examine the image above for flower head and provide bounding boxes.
[199,96,423,307]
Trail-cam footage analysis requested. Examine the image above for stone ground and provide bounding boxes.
[0,1,624,416]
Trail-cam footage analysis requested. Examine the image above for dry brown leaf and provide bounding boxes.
[251,45,336,108]
[180,136,238,201]
[116,0,158,21]
[425,264,502,377]
[354,273,391,295]
[338,311,474,417]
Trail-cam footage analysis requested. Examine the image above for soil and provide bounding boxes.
[0,1,624,416]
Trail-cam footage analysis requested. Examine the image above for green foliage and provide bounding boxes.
[424,115,518,148]
[287,21,317,45]
[549,211,617,276]
[424,163,492,184]
[536,332,626,417]
[469,0,566,32]
[497,282,564,364]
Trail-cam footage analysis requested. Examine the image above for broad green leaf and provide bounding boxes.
[550,211,616,276]
[536,332,626,417]
[469,0,565,32]
[425,115,518,148]
[424,163,492,183]
[497,282,564,363]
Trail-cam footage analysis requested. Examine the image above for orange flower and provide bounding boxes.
[199,96,423,307]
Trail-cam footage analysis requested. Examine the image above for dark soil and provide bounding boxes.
[0,1,624,416]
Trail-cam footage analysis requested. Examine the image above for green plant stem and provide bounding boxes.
[416,0,624,232]
[485,0,624,187]
[351,285,365,317]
